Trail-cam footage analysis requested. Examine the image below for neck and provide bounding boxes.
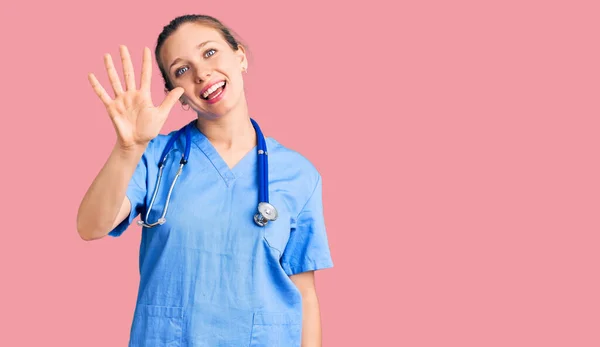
[195,101,257,151]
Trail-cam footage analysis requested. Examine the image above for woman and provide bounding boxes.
[77,14,334,347]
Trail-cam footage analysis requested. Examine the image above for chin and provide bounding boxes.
[205,95,245,119]
[195,102,235,120]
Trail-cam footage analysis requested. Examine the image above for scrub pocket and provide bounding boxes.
[249,312,302,347]
[129,304,184,347]
[261,195,293,255]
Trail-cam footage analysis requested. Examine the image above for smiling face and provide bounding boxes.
[158,22,248,118]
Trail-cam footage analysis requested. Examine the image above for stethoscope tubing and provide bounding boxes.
[138,118,275,228]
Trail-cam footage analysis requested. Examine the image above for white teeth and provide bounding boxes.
[202,81,225,99]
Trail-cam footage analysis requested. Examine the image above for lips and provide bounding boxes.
[200,80,226,99]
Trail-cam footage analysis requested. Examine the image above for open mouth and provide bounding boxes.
[201,81,227,101]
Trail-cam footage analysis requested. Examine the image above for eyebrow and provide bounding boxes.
[169,41,215,71]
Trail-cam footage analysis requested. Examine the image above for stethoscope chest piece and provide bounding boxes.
[254,202,278,227]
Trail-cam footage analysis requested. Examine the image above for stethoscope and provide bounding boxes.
[137,118,278,229]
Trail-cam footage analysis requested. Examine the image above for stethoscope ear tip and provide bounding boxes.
[136,218,167,228]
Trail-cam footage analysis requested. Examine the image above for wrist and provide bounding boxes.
[113,141,147,158]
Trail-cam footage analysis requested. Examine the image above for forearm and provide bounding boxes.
[76,143,146,240]
[301,289,323,347]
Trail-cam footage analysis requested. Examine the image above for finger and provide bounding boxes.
[158,87,185,114]
[88,73,112,106]
[120,45,136,91]
[104,53,124,96]
[140,47,152,92]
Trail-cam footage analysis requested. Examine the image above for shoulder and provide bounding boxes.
[267,137,322,199]
[268,137,321,178]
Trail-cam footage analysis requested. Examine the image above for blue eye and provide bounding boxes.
[205,49,216,58]
[175,66,188,77]
[174,49,216,77]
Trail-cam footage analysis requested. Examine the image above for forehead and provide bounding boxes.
[160,22,225,64]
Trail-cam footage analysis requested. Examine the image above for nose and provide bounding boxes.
[194,66,211,83]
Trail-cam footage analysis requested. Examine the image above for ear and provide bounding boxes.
[236,44,248,71]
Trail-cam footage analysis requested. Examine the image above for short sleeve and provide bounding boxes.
[107,149,150,237]
[281,174,334,276]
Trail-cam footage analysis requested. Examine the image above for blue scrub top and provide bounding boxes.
[109,120,334,347]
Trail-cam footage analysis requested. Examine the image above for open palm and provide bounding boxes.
[88,45,184,149]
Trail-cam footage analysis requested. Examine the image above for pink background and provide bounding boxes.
[1,0,599,346]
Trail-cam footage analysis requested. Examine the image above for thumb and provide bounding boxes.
[158,87,185,114]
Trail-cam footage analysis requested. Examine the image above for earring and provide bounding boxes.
[182,103,190,111]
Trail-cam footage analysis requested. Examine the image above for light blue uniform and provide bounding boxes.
[109,120,334,347]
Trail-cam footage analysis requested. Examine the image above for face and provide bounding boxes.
[159,22,248,118]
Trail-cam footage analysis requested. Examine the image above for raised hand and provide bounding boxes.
[88,45,184,150]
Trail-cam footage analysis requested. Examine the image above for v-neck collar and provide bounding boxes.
[187,120,265,186]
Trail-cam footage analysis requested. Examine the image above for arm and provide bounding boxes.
[77,45,184,241]
[76,143,145,241]
[290,271,323,347]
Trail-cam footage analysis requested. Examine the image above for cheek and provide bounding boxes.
[179,78,198,96]
[225,66,243,88]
